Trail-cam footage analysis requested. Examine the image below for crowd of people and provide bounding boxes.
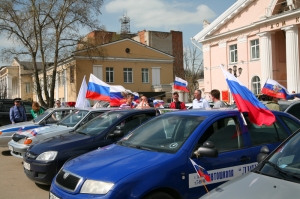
[9,87,298,124]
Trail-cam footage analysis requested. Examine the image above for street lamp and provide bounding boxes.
[228,65,242,77]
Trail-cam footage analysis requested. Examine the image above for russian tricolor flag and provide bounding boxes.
[221,66,275,126]
[86,74,110,101]
[174,76,189,92]
[110,85,126,106]
[190,159,211,182]
[261,79,291,99]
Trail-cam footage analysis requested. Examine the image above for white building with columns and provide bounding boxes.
[192,0,300,104]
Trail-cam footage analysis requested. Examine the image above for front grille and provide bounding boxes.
[25,151,36,159]
[12,133,26,142]
[56,170,81,192]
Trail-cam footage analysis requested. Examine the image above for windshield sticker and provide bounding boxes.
[188,162,258,188]
[169,143,178,148]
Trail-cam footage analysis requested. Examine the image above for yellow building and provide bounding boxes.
[32,38,174,104]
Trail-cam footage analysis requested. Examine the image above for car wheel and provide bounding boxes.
[143,192,174,199]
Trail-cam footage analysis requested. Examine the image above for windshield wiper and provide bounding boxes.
[76,131,89,136]
[265,161,289,179]
[128,144,156,151]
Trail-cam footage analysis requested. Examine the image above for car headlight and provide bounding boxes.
[80,180,114,194]
[36,151,58,161]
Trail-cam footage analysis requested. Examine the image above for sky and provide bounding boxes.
[101,0,237,45]
[0,0,237,66]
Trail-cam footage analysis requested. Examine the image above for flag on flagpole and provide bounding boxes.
[86,74,110,101]
[261,79,291,99]
[220,66,275,126]
[76,75,89,108]
[174,76,189,92]
[190,159,211,182]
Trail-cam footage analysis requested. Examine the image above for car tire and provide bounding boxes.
[143,192,174,199]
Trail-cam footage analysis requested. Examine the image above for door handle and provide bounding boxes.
[240,157,250,162]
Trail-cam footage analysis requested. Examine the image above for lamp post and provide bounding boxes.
[228,65,242,77]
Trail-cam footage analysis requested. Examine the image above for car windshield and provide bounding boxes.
[75,111,125,136]
[57,110,89,127]
[33,109,53,123]
[259,129,300,183]
[118,114,204,153]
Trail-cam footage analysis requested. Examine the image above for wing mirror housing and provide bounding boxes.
[108,126,124,138]
[194,141,218,158]
[257,146,269,163]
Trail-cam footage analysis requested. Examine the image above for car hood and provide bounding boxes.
[19,125,69,138]
[63,144,172,183]
[0,121,34,132]
[200,172,300,199]
[30,132,89,153]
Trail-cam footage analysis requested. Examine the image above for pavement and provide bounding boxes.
[0,147,49,199]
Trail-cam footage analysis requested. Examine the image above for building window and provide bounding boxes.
[70,65,75,83]
[250,39,259,60]
[124,68,133,83]
[252,76,261,95]
[142,68,149,83]
[106,67,114,83]
[25,83,30,94]
[229,44,238,63]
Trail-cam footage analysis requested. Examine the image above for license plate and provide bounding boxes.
[49,192,60,199]
[23,161,30,170]
[8,145,13,151]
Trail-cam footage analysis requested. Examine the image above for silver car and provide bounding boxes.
[0,108,75,147]
[8,108,112,158]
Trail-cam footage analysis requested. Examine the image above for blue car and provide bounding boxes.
[24,108,164,185]
[0,108,75,147]
[50,109,300,199]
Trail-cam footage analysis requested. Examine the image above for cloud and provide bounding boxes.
[105,0,216,30]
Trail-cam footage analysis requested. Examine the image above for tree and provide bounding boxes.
[183,44,204,102]
[0,0,104,107]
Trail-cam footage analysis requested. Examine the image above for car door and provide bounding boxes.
[246,114,290,162]
[285,102,300,120]
[187,114,253,199]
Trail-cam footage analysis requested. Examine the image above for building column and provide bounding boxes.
[282,25,300,92]
[257,32,273,86]
[6,75,12,98]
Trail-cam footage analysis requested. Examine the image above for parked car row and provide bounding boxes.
[1,106,300,199]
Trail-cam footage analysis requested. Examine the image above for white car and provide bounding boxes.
[8,108,112,158]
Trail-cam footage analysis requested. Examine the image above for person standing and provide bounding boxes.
[136,96,150,109]
[30,101,44,119]
[55,100,62,108]
[192,90,210,109]
[210,89,225,108]
[265,96,280,111]
[120,93,137,109]
[169,92,186,110]
[10,98,27,124]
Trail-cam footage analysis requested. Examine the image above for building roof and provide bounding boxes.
[14,57,53,70]
[192,0,253,43]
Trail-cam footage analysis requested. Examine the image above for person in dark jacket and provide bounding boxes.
[169,92,186,110]
[10,98,27,124]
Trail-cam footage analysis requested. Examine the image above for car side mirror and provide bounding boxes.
[257,146,269,163]
[108,126,124,138]
[194,141,218,158]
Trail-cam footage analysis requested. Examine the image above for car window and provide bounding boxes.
[198,116,243,153]
[260,131,300,182]
[81,112,105,124]
[245,116,289,146]
[120,114,204,153]
[58,110,88,127]
[45,110,73,124]
[280,116,300,133]
[75,111,126,136]
[23,104,32,113]
[286,103,300,120]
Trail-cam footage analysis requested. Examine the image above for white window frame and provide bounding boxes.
[251,76,261,95]
[229,44,238,63]
[124,68,133,83]
[106,67,114,83]
[25,83,31,94]
[250,39,260,60]
[142,68,149,83]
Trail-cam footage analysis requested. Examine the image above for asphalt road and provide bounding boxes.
[0,147,49,199]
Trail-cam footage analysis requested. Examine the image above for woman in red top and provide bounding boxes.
[169,92,186,110]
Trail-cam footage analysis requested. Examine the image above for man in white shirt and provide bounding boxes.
[192,90,210,109]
